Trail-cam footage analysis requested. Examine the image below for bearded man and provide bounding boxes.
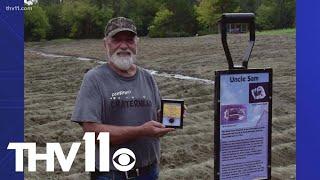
[71,17,174,180]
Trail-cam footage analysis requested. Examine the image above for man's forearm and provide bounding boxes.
[82,122,145,145]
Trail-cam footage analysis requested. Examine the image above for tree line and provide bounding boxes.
[25,0,295,41]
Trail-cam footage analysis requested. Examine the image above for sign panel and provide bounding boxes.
[214,69,272,180]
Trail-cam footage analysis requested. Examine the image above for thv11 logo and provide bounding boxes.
[7,132,136,172]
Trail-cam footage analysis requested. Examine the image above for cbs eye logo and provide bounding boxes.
[112,148,136,171]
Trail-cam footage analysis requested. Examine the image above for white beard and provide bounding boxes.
[107,49,136,71]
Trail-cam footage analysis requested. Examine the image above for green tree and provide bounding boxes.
[256,3,276,29]
[148,6,174,37]
[92,6,114,36]
[61,0,113,38]
[278,0,295,28]
[165,0,198,36]
[125,0,162,35]
[149,0,198,37]
[256,0,295,30]
[38,0,60,6]
[239,0,260,12]
[43,4,65,39]
[24,5,50,41]
[195,0,218,32]
[195,0,239,33]
[25,0,295,40]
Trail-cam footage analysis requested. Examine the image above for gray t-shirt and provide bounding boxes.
[71,63,161,170]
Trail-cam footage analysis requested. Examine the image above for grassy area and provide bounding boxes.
[25,29,296,45]
[49,38,73,43]
[25,38,73,47]
[257,28,296,35]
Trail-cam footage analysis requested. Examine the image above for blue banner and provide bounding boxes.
[297,0,320,179]
[0,0,24,179]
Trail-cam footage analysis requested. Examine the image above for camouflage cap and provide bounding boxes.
[105,17,137,37]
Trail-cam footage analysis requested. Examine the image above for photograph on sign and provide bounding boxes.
[214,70,272,180]
[221,104,247,125]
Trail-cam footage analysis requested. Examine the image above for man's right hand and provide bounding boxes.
[140,120,175,138]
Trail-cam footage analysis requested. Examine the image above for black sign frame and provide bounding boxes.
[160,99,184,129]
[214,68,272,180]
